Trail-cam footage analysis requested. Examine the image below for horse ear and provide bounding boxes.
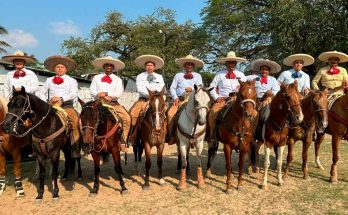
[78,97,85,106]
[238,79,243,86]
[293,80,299,90]
[280,81,287,90]
[160,87,165,95]
[147,88,152,97]
[194,84,198,91]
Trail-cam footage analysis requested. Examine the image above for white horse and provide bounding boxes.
[176,85,210,190]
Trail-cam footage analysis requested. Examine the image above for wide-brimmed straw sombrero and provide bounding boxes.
[216,51,247,64]
[134,54,164,69]
[283,53,314,67]
[318,51,348,63]
[2,50,37,64]
[92,56,125,70]
[175,54,204,68]
[44,55,77,72]
[251,59,281,74]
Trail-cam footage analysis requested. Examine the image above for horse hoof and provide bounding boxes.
[61,177,68,182]
[278,182,283,187]
[303,175,311,181]
[142,185,150,191]
[121,189,128,195]
[35,198,42,204]
[282,175,288,181]
[237,186,243,191]
[225,188,233,194]
[316,165,325,170]
[76,177,83,181]
[176,185,186,191]
[89,192,97,197]
[206,170,212,178]
[16,192,25,198]
[330,176,338,183]
[159,179,166,187]
[260,184,267,190]
[52,197,59,203]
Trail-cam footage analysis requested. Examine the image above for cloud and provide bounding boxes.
[49,20,81,35]
[0,29,38,48]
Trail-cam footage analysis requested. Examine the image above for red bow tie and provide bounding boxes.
[260,77,268,84]
[52,76,64,85]
[329,67,340,75]
[184,73,193,79]
[13,70,26,79]
[225,72,236,79]
[101,75,112,84]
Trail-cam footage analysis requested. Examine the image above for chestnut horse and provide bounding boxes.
[0,96,30,198]
[313,91,348,182]
[79,100,127,195]
[284,89,328,180]
[206,80,258,192]
[261,82,303,189]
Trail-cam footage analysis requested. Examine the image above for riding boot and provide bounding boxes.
[197,167,205,188]
[177,169,187,190]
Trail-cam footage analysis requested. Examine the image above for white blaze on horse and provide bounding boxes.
[176,85,210,190]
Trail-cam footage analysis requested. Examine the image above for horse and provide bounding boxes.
[283,89,328,180]
[176,85,210,190]
[139,88,167,190]
[2,87,80,203]
[79,100,127,195]
[312,91,348,183]
[206,80,259,192]
[0,96,30,198]
[261,82,303,189]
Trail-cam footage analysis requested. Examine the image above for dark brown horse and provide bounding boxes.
[0,96,30,198]
[313,91,348,183]
[284,89,328,180]
[139,88,167,190]
[207,80,258,192]
[261,82,303,189]
[80,100,127,195]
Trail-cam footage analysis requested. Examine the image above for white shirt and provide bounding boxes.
[170,71,203,99]
[41,74,78,101]
[209,70,246,100]
[277,69,310,92]
[90,73,124,99]
[246,74,280,98]
[4,68,39,99]
[136,71,165,98]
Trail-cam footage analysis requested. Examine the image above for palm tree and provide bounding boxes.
[0,26,11,54]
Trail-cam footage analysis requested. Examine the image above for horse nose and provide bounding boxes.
[2,123,10,134]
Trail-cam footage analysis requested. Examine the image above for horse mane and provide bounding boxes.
[0,96,8,113]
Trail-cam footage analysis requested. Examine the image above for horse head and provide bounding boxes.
[80,100,99,146]
[147,87,166,131]
[192,84,210,126]
[238,80,257,118]
[279,81,303,125]
[310,88,329,134]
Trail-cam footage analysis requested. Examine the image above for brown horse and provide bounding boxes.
[139,88,167,190]
[207,80,258,192]
[261,82,303,189]
[80,100,128,195]
[0,96,30,198]
[284,89,328,180]
[313,91,348,183]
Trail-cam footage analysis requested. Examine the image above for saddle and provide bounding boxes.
[328,93,344,110]
[216,99,235,127]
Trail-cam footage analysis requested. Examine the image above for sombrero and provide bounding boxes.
[251,59,281,74]
[2,50,37,64]
[283,53,314,66]
[92,56,125,70]
[134,55,164,69]
[175,54,204,68]
[44,55,77,72]
[318,51,348,63]
[216,51,247,64]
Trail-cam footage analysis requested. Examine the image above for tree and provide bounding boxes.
[0,26,11,54]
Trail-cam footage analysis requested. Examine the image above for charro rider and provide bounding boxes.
[129,54,165,145]
[90,56,131,152]
[166,54,204,145]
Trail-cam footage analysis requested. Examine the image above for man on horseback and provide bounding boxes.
[278,53,315,95]
[167,54,204,145]
[41,56,80,156]
[207,51,247,147]
[312,51,348,103]
[2,50,39,100]
[129,55,165,145]
[90,56,131,152]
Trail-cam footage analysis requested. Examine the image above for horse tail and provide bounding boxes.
[208,141,220,163]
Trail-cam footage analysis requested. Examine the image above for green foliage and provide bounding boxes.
[0,26,11,54]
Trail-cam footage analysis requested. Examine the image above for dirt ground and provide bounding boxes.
[0,137,348,215]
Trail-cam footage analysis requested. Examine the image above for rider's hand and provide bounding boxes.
[185,87,193,92]
[104,96,112,102]
[97,92,107,97]
[215,97,224,103]
[50,96,61,103]
[173,98,181,106]
[302,88,309,95]
[266,90,273,96]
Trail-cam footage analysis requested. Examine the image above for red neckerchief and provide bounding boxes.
[13,70,26,79]
[260,76,268,84]
[101,75,112,84]
[184,73,193,79]
[329,67,340,75]
[52,76,64,85]
[225,71,236,79]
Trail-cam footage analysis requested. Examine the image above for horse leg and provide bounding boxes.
[111,147,128,195]
[330,135,341,183]
[302,134,312,180]
[76,157,82,180]
[176,144,182,171]
[0,152,6,196]
[35,156,46,203]
[224,144,233,194]
[61,143,71,180]
[177,142,188,190]
[143,143,151,190]
[276,145,285,186]
[90,153,100,195]
[261,144,271,189]
[206,147,216,177]
[133,140,140,175]
[13,149,25,198]
[157,144,166,186]
[314,133,325,170]
[196,140,205,189]
[51,151,60,201]
[237,145,247,190]
[283,139,294,180]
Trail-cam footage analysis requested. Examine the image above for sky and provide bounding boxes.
[0,0,207,62]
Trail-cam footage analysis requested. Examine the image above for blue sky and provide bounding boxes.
[0,0,207,62]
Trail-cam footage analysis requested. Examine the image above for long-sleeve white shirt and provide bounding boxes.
[40,74,78,101]
[136,71,165,98]
[209,70,246,100]
[170,71,203,100]
[4,68,39,99]
[246,74,280,98]
[277,69,310,92]
[90,73,124,99]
